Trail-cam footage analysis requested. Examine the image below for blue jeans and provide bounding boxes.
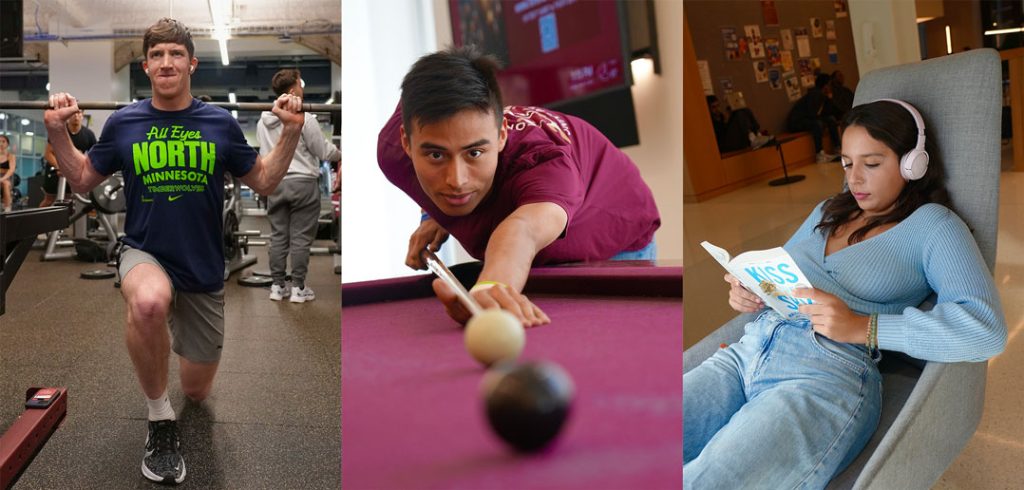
[684,310,882,489]
[610,240,657,261]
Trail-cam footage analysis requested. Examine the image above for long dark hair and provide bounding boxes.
[815,100,954,243]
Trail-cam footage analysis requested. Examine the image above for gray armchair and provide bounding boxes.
[684,49,1003,489]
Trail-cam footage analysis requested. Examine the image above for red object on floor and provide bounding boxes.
[0,387,68,489]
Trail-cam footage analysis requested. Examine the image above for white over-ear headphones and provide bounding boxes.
[877,98,929,181]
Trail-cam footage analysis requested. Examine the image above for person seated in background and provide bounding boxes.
[830,70,855,121]
[707,95,774,153]
[0,135,16,212]
[786,74,841,163]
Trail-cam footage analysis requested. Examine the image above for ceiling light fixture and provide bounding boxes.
[984,27,1024,36]
[208,0,232,66]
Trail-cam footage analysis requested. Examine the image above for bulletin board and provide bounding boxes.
[686,0,859,135]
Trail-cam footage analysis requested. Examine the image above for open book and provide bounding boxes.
[701,241,814,320]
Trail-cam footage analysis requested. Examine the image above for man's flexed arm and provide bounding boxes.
[43,93,106,193]
[238,93,305,195]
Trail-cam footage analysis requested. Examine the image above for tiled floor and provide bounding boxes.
[683,147,1023,488]
[0,210,341,489]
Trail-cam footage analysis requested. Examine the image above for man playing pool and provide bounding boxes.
[378,46,660,327]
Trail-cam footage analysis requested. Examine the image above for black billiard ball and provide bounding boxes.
[481,361,574,452]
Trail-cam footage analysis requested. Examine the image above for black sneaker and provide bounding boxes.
[142,420,186,484]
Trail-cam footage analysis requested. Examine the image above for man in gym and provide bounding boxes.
[257,68,341,303]
[41,109,96,207]
[378,46,660,327]
[44,18,305,484]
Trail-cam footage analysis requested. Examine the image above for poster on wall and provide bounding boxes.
[826,20,837,40]
[765,38,781,66]
[811,58,821,71]
[784,76,802,101]
[768,69,783,90]
[810,18,824,38]
[828,44,839,64]
[781,50,794,74]
[834,0,849,18]
[744,25,765,59]
[720,78,734,93]
[722,27,743,60]
[697,60,715,95]
[796,33,812,58]
[781,29,794,50]
[754,60,769,83]
[726,91,747,109]
[760,0,779,26]
[797,59,814,87]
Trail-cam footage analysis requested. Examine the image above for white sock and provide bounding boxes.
[146,391,176,421]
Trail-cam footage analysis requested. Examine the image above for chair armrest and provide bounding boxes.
[852,361,987,489]
[684,312,756,373]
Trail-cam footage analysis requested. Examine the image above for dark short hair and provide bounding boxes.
[143,18,195,59]
[271,68,302,96]
[814,74,831,89]
[400,45,503,135]
[815,100,953,243]
[706,95,719,105]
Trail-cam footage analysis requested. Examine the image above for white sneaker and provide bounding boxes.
[290,286,315,303]
[816,150,838,163]
[269,284,290,301]
[750,134,775,150]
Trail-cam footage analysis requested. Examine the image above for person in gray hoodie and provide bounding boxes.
[257,68,341,303]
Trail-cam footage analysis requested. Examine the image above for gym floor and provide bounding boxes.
[0,210,340,488]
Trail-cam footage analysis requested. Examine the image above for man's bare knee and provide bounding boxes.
[129,289,171,325]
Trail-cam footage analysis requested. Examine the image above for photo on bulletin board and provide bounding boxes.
[726,91,747,109]
[722,27,743,60]
[796,34,812,58]
[765,38,781,66]
[720,77,734,93]
[811,57,821,71]
[834,0,849,18]
[826,20,836,40]
[761,0,779,26]
[810,18,823,38]
[754,60,769,82]
[781,29,794,50]
[744,25,765,59]
[828,44,839,64]
[797,59,814,87]
[697,60,715,95]
[784,76,802,101]
[781,50,794,74]
[768,69,783,90]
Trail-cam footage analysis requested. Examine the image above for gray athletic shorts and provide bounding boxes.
[118,246,226,363]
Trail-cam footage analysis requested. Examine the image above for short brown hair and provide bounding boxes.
[271,69,302,96]
[143,18,195,59]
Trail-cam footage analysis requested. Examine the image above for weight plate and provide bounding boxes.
[237,275,273,287]
[81,269,116,280]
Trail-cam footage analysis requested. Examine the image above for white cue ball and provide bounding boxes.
[464,308,525,366]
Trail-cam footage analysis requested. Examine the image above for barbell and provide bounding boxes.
[0,100,340,114]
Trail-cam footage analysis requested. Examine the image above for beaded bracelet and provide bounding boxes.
[867,313,880,359]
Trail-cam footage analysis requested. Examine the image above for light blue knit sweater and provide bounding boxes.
[783,201,1007,362]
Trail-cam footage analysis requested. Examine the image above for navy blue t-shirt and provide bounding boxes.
[88,99,256,292]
